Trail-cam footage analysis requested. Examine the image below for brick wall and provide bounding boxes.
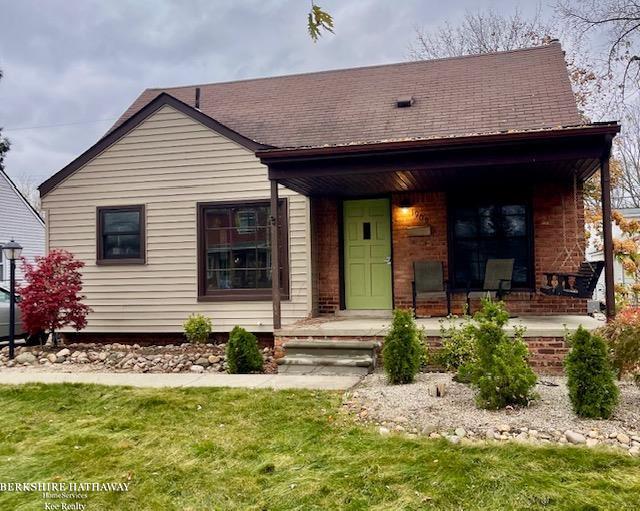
[424,336,569,375]
[310,197,341,314]
[311,180,588,317]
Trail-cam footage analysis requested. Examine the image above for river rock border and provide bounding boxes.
[342,388,640,456]
[3,342,276,374]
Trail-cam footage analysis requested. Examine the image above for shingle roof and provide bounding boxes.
[112,42,584,150]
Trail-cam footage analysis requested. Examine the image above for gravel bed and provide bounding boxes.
[343,371,640,451]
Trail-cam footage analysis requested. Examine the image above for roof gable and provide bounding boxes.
[39,93,269,197]
[0,169,44,226]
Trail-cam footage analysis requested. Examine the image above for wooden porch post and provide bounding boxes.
[600,154,616,319]
[270,179,282,330]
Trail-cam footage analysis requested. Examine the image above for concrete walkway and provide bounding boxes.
[0,371,361,390]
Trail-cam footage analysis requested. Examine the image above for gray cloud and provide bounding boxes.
[0,0,543,184]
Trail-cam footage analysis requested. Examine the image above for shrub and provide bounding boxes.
[468,299,537,409]
[436,315,477,382]
[598,307,640,380]
[226,326,263,374]
[382,308,425,384]
[565,326,619,419]
[183,313,212,344]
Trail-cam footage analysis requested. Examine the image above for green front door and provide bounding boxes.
[343,198,392,310]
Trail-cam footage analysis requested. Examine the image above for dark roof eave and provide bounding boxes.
[256,122,621,162]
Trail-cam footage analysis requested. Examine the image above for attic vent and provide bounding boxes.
[396,96,414,108]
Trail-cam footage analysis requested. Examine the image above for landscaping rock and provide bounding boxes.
[190,365,205,373]
[195,357,210,368]
[15,352,36,364]
[629,445,640,457]
[485,428,497,440]
[56,348,70,358]
[565,431,586,445]
[46,353,57,364]
[586,438,599,448]
[617,433,631,445]
[378,426,390,435]
[454,427,466,438]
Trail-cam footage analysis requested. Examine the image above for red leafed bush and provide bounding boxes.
[598,306,640,380]
[19,249,92,338]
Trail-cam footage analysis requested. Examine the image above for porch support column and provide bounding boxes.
[600,153,616,320]
[270,179,282,330]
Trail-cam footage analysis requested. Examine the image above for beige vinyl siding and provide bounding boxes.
[42,105,312,333]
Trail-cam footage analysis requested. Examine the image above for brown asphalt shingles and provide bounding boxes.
[111,42,584,149]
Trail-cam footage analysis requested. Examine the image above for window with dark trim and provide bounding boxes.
[449,197,532,290]
[97,205,146,265]
[197,200,289,301]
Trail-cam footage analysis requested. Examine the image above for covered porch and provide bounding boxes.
[259,123,620,329]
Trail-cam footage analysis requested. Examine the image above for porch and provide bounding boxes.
[274,314,604,374]
[259,124,621,329]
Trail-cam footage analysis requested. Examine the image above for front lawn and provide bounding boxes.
[0,384,638,510]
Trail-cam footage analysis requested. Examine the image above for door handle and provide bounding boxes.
[385,256,392,265]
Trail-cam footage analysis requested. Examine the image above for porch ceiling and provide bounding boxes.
[259,124,618,197]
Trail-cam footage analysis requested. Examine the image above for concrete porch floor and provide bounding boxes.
[276,314,605,338]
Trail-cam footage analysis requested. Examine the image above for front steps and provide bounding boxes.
[277,339,381,375]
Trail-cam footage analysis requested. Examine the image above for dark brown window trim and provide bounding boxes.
[96,205,146,266]
[197,199,290,302]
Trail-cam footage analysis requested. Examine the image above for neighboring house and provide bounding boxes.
[39,42,619,339]
[0,169,45,287]
[589,207,640,305]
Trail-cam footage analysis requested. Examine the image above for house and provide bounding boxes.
[0,169,45,286]
[39,42,619,371]
[589,207,640,306]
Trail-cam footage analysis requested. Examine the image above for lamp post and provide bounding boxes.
[2,240,22,359]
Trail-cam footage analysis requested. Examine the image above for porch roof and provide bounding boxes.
[259,123,620,197]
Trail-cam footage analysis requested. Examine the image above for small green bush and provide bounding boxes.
[382,309,425,384]
[183,313,212,344]
[565,326,619,419]
[226,326,263,374]
[468,299,537,409]
[436,315,477,382]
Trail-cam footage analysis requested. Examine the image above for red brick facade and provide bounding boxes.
[310,180,588,316]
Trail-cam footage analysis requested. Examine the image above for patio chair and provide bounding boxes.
[466,258,514,314]
[412,261,450,317]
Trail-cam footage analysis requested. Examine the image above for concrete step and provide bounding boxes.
[278,364,371,376]
[277,354,374,367]
[283,339,380,358]
[277,339,380,376]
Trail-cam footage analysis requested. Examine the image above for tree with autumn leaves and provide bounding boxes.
[19,250,92,344]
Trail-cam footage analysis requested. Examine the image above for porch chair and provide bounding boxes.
[412,261,450,317]
[466,258,514,314]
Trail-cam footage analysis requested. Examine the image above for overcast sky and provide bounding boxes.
[0,0,546,184]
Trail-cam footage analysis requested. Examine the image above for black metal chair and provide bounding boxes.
[540,260,605,299]
[466,258,514,314]
[412,261,450,317]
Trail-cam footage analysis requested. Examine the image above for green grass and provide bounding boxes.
[0,384,638,510]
